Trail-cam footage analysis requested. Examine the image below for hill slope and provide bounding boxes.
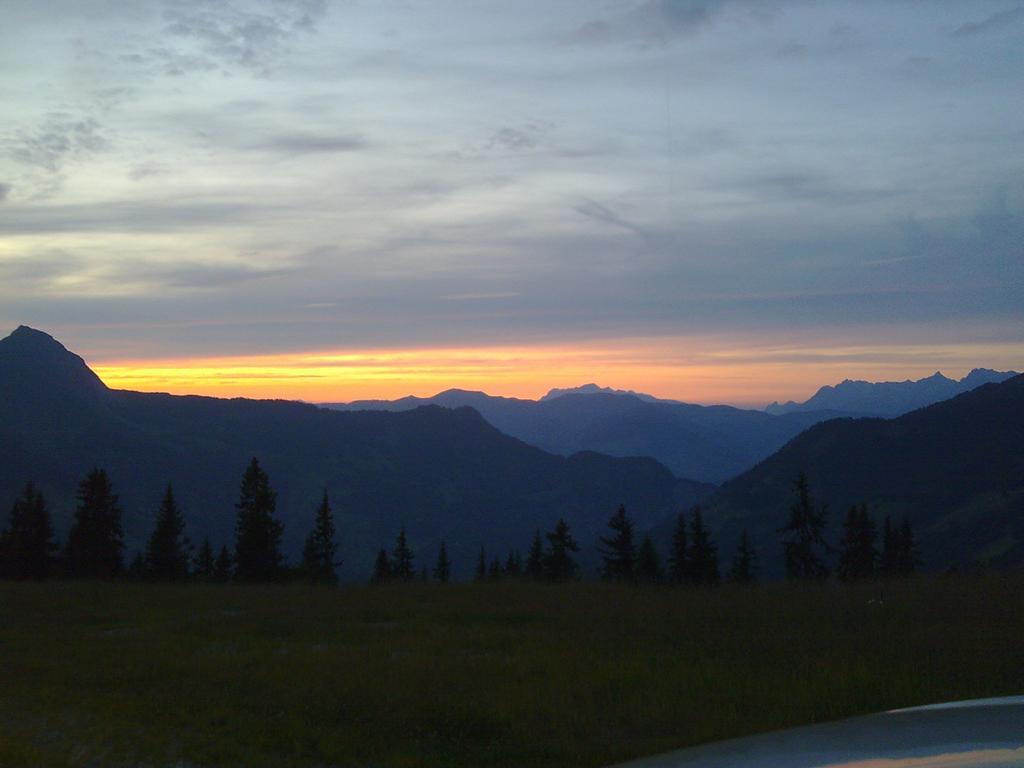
[703,374,1024,574]
[0,327,712,579]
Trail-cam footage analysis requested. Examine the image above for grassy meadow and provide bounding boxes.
[1,576,1023,767]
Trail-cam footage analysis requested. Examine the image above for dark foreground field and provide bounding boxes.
[1,577,1023,767]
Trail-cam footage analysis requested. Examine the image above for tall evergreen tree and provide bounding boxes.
[371,546,391,584]
[488,557,503,580]
[504,549,522,578]
[144,484,190,580]
[64,468,124,579]
[1,482,57,580]
[598,504,636,581]
[688,506,719,585]
[474,546,487,582]
[433,541,451,583]
[543,518,579,582]
[392,526,414,582]
[779,472,830,581]
[213,545,233,583]
[837,504,877,582]
[193,538,215,580]
[525,530,544,581]
[897,518,918,576]
[301,491,339,584]
[727,529,757,585]
[233,458,284,582]
[667,511,689,584]
[635,535,664,584]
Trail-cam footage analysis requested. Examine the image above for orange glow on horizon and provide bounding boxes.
[87,338,1024,407]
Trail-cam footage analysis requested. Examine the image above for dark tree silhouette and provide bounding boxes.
[635,535,664,584]
[688,506,719,585]
[667,511,689,585]
[543,518,579,583]
[144,484,190,580]
[301,490,339,584]
[64,468,124,579]
[1,482,57,580]
[727,529,757,585]
[213,545,233,583]
[433,541,451,583]
[504,549,522,578]
[392,526,414,582]
[474,546,487,582]
[779,472,830,581]
[837,504,877,582]
[880,515,899,577]
[371,547,391,584]
[525,530,544,581]
[488,557,503,580]
[193,538,215,580]
[233,458,284,582]
[599,504,636,581]
[897,518,918,576]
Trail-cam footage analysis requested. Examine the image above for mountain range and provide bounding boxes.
[0,326,711,579]
[765,369,1018,418]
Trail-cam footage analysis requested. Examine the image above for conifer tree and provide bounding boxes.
[1,482,57,580]
[727,529,757,585]
[688,506,719,585]
[667,511,689,584]
[392,526,414,582]
[371,546,391,584]
[301,491,339,584]
[525,530,544,581]
[503,549,522,578]
[233,458,284,582]
[194,538,215,580]
[474,546,487,582]
[635,535,664,584]
[144,484,190,580]
[433,541,451,583]
[897,518,917,576]
[837,504,877,582]
[779,472,830,581]
[599,504,636,581]
[488,557,503,580]
[213,545,233,582]
[64,468,124,579]
[543,518,579,582]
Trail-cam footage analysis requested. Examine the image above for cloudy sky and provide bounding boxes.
[1,0,1022,405]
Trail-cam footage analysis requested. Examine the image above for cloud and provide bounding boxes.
[714,170,905,206]
[248,133,368,154]
[3,113,107,173]
[571,0,771,47]
[0,199,267,235]
[0,183,10,202]
[573,198,656,245]
[952,6,1024,37]
[0,250,83,288]
[118,260,299,289]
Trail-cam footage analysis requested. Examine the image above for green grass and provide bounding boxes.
[1,577,1023,767]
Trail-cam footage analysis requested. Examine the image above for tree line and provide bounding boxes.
[1,463,916,585]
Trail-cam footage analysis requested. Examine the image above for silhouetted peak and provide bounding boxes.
[541,383,665,403]
[0,325,109,408]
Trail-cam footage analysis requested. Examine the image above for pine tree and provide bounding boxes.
[488,557,503,580]
[371,547,391,584]
[193,538,215,580]
[1,482,57,580]
[144,484,190,580]
[392,527,414,582]
[727,529,757,585]
[503,549,522,578]
[667,511,689,584]
[233,458,284,582]
[525,530,544,581]
[897,518,917,576]
[64,468,125,579]
[301,491,338,584]
[543,518,579,583]
[837,504,877,582]
[213,545,233,582]
[688,506,719,585]
[474,546,487,582]
[433,541,451,583]
[779,472,830,581]
[598,504,636,581]
[635,535,664,584]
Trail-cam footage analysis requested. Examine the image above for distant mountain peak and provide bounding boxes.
[0,325,109,406]
[540,383,666,403]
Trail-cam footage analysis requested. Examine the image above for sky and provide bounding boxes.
[1,0,1022,406]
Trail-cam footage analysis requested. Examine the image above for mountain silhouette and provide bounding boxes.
[701,373,1024,574]
[765,369,1019,418]
[0,327,712,578]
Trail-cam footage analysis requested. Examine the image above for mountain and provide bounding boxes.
[539,383,668,403]
[699,374,1024,575]
[765,369,1019,418]
[325,389,849,484]
[0,327,712,579]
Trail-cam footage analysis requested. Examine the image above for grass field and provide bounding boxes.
[1,576,1023,767]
